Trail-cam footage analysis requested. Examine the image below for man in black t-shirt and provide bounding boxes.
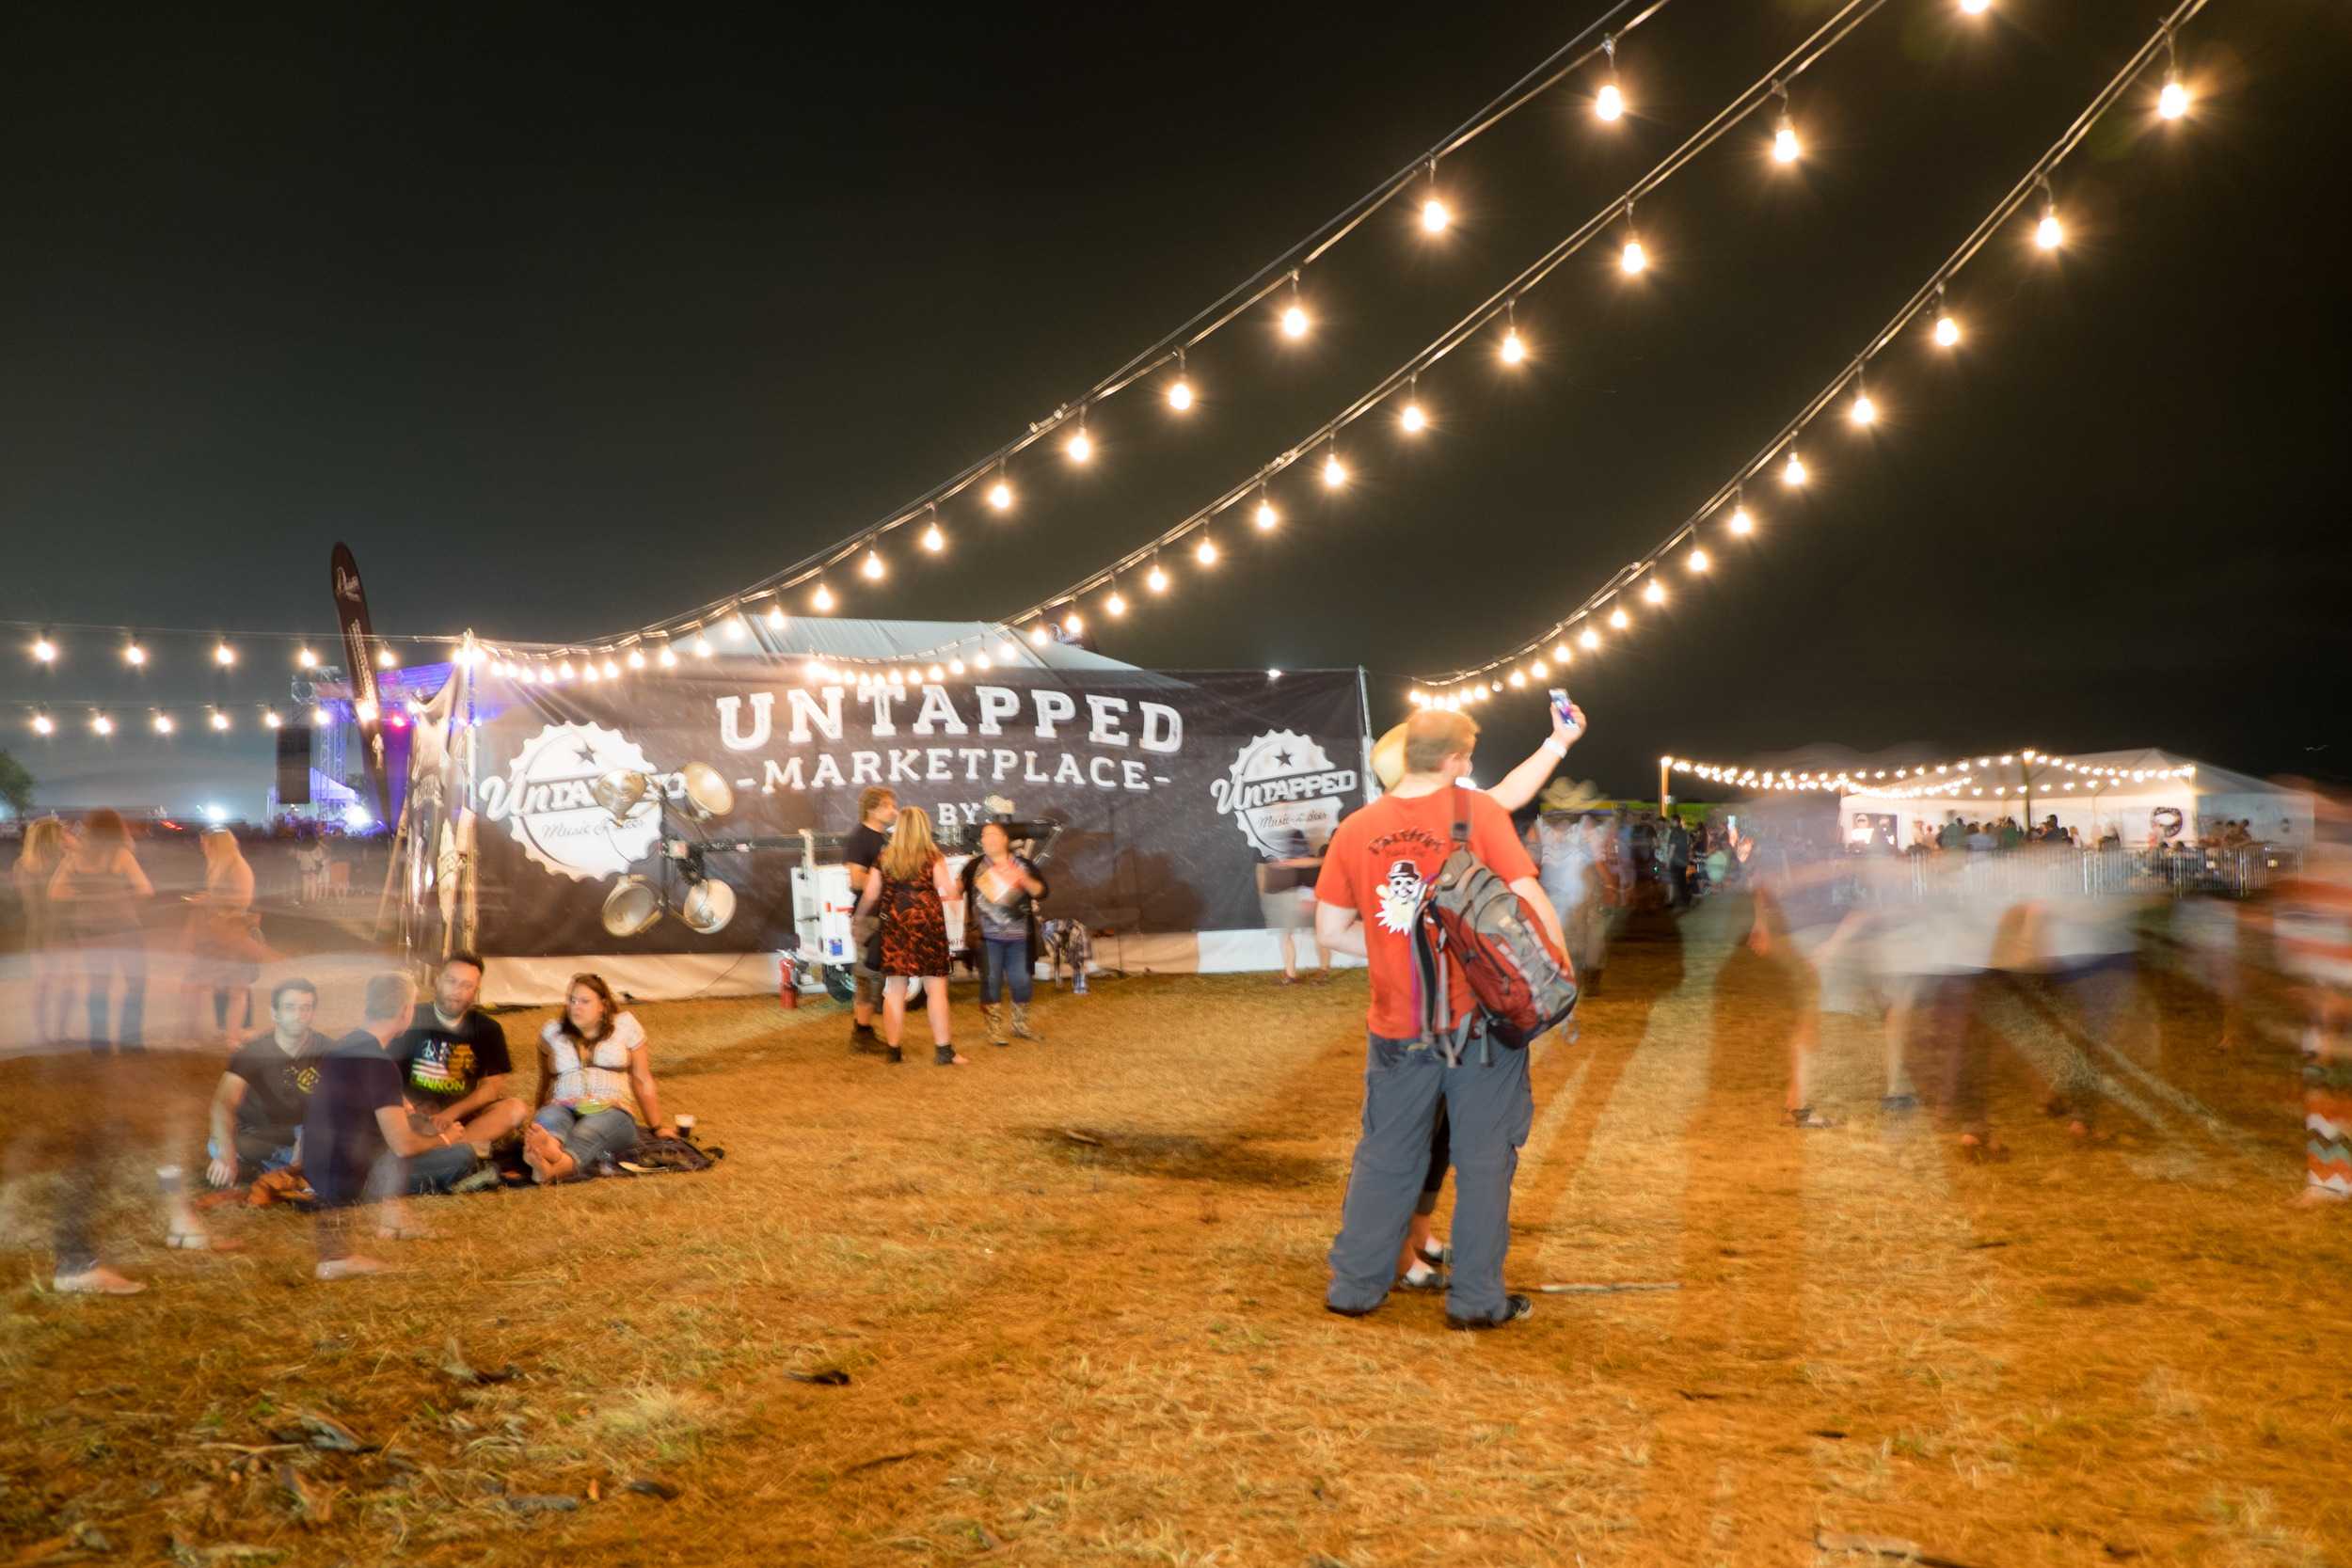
[388,953,524,1190]
[842,786,898,1056]
[204,978,333,1187]
[305,973,470,1280]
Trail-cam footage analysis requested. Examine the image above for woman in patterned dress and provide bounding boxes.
[852,806,966,1066]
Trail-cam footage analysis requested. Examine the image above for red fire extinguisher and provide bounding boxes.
[778,953,800,1009]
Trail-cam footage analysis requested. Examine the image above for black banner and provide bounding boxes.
[457,662,1368,956]
[329,542,392,824]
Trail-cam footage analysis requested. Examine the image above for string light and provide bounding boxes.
[1028,625,1051,647]
[32,712,53,736]
[691,634,714,658]
[1195,536,1219,566]
[153,714,174,736]
[1065,415,1093,465]
[1932,283,1962,347]
[811,582,835,613]
[1642,578,1666,606]
[1063,610,1085,635]
[376,648,399,669]
[920,516,946,552]
[311,705,329,726]
[123,641,146,668]
[987,471,1014,512]
[1105,587,1128,617]
[861,549,886,581]
[1729,494,1756,534]
[1782,449,1807,486]
[210,709,230,732]
[1499,301,1527,365]
[1771,81,1801,165]
[296,646,320,669]
[1580,627,1601,651]
[1322,444,1348,488]
[92,714,113,736]
[1960,0,1990,15]
[1618,204,1645,276]
[1553,642,1572,663]
[766,605,788,628]
[658,643,679,668]
[1167,349,1195,412]
[1399,375,1428,433]
[1608,605,1631,630]
[1419,160,1450,234]
[1280,272,1309,341]
[2034,177,2063,250]
[1688,546,1710,572]
[1146,558,1169,594]
[263,709,282,729]
[1596,35,1625,121]
[1849,370,1877,427]
[214,642,237,667]
[30,635,56,664]
[603,657,620,678]
[975,653,993,670]
[2157,33,2190,120]
[1253,487,1279,530]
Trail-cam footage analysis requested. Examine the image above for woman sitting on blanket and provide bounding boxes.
[521,972,676,1182]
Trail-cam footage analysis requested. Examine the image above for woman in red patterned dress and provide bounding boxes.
[852,806,966,1066]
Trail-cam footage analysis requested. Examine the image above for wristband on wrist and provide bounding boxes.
[1540,737,1568,760]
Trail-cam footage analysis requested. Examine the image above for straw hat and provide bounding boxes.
[1537,777,1608,815]
[1371,722,1408,790]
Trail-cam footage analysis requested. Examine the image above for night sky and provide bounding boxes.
[4,1,2347,816]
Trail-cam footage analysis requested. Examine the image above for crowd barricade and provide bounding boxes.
[1842,843,2298,906]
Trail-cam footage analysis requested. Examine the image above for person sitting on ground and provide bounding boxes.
[304,973,469,1280]
[853,805,965,1066]
[204,978,331,1188]
[521,972,675,1182]
[389,952,526,1190]
[961,820,1051,1045]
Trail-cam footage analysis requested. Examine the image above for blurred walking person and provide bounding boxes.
[961,820,1049,1045]
[1256,828,1326,985]
[305,973,469,1279]
[853,806,965,1066]
[48,811,152,1053]
[185,828,263,1044]
[11,816,73,1047]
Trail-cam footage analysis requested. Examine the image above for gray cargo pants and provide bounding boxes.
[1326,1019,1534,1323]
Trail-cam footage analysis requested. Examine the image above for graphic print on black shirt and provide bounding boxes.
[390,1007,512,1110]
[228,1029,332,1135]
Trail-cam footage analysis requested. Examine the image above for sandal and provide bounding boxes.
[1785,1106,1841,1130]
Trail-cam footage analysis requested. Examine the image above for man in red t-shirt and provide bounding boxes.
[1314,707,1568,1329]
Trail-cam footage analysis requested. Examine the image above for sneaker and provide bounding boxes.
[850,1024,887,1056]
[1446,1293,1534,1332]
[314,1256,397,1281]
[1325,1298,1381,1319]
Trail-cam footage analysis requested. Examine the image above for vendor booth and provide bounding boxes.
[376,621,1372,1003]
[1833,747,2313,851]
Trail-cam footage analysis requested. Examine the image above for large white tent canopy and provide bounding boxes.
[1832,747,2312,847]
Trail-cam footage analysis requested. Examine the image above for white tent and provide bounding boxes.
[1836,747,2313,849]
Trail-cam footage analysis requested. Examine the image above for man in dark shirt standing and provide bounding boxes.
[203,978,332,1187]
[305,973,470,1280]
[842,786,898,1055]
[389,953,521,1190]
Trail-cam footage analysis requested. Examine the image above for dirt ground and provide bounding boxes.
[1,894,2345,1567]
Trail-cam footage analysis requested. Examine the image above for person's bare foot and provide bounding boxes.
[521,1123,577,1184]
[314,1255,397,1280]
[1958,1132,2010,1163]
[53,1266,146,1295]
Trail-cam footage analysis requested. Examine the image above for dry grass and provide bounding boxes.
[1,897,2347,1566]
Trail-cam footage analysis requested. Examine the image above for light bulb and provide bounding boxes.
[296,646,319,669]
[31,637,56,663]
[215,643,237,667]
[1399,400,1427,434]
[311,705,328,725]
[987,479,1013,511]
[1581,627,1601,650]
[658,644,678,667]
[1280,303,1309,340]
[1507,671,1526,689]
[812,583,835,612]
[1254,496,1279,530]
[1620,239,1646,275]
[1773,120,1801,165]
[1421,197,1450,233]
[1850,392,1877,426]
[1147,562,1169,594]
[1729,504,1755,534]
[1934,313,1961,347]
[1168,377,1194,411]
[861,549,886,580]
[1643,578,1666,606]
[1783,451,1807,486]
[2158,77,2189,120]
[1065,427,1093,464]
[1688,547,1710,572]
[692,635,714,657]
[1029,625,1050,646]
[948,658,965,674]
[93,715,113,736]
[919,521,946,553]
[975,653,993,670]
[264,710,282,729]
[32,713,53,736]
[154,714,174,735]
[1105,591,1127,618]
[1063,611,1084,634]
[1609,606,1631,629]
[767,606,787,627]
[558,661,576,681]
[928,665,943,681]
[1596,82,1624,121]
[1960,0,1990,13]
[1500,326,1526,364]
[603,658,619,678]
[1529,660,1548,678]
[124,642,146,667]
[2035,210,2063,250]
[1553,642,1571,662]
[376,648,398,669]
[1195,537,1218,566]
[210,710,230,731]
[1323,451,1347,488]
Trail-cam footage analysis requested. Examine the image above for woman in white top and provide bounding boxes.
[521,972,675,1182]
[186,829,262,1042]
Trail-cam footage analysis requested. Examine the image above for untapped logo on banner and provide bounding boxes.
[476,722,663,881]
[1212,730,1357,858]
